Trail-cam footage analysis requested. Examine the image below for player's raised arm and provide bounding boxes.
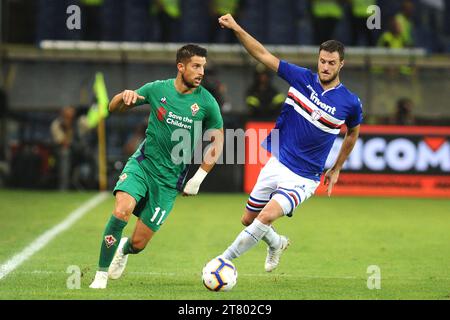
[183,128,224,196]
[108,90,145,113]
[324,125,360,197]
[218,14,280,72]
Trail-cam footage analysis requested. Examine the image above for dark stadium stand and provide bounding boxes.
[20,0,447,53]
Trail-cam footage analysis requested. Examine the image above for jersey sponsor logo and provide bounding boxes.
[307,85,337,115]
[157,107,167,121]
[190,103,200,116]
[104,235,117,248]
[167,111,193,129]
[286,87,345,134]
[119,173,127,182]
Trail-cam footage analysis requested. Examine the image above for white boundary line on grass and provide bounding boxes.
[0,192,109,280]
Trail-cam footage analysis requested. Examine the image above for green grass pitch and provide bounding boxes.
[0,189,449,300]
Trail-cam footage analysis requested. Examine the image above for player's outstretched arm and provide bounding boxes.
[218,14,280,72]
[324,125,360,197]
[183,128,224,196]
[109,90,145,113]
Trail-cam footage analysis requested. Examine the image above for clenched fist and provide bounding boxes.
[218,14,240,31]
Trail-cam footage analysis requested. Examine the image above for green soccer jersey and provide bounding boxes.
[131,79,223,190]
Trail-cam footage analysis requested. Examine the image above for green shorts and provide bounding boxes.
[113,158,178,232]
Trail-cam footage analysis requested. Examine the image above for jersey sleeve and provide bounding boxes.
[134,82,156,107]
[345,96,364,128]
[204,98,223,130]
[277,60,312,86]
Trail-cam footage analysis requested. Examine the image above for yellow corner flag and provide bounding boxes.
[86,72,109,191]
[87,72,109,128]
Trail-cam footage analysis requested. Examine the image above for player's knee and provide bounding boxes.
[113,192,136,221]
[257,199,285,225]
[257,210,277,225]
[112,207,132,221]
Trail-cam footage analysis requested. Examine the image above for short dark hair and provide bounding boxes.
[319,40,345,61]
[176,44,207,64]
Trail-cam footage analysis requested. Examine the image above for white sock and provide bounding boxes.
[222,219,270,260]
[262,226,282,250]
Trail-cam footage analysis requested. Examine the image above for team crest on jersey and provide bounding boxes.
[311,109,323,121]
[104,235,117,248]
[119,173,127,182]
[190,103,200,116]
[160,97,167,104]
[157,107,167,121]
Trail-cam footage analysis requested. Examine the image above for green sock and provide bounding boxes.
[98,215,128,271]
[123,238,144,255]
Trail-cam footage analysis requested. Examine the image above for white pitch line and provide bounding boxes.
[0,192,109,281]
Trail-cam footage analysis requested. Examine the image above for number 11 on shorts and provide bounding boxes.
[150,207,167,226]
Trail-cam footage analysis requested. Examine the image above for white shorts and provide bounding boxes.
[246,157,320,217]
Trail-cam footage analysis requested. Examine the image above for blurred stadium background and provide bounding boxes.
[0,0,449,300]
[0,0,449,192]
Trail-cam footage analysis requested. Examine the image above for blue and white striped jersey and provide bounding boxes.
[262,60,363,181]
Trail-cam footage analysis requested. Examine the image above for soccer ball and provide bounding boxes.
[202,257,238,292]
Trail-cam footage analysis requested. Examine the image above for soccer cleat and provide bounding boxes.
[108,237,129,280]
[265,236,290,272]
[89,271,108,289]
